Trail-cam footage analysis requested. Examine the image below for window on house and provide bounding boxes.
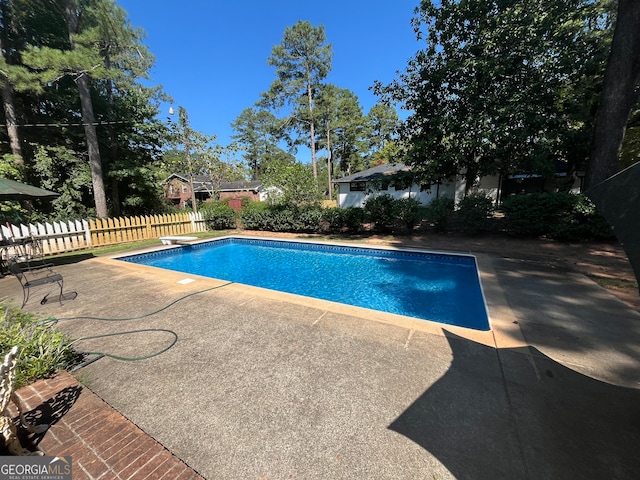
[182,185,188,193]
[380,181,389,191]
[169,185,174,194]
[350,182,366,192]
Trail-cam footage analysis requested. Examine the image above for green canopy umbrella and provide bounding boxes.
[0,178,59,201]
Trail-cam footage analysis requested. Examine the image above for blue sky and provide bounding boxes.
[117,0,420,159]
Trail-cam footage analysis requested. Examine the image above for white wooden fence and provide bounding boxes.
[0,212,206,256]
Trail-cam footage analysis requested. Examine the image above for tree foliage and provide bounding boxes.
[365,103,399,160]
[166,109,244,208]
[0,0,169,219]
[245,21,406,195]
[261,20,332,180]
[315,84,368,194]
[587,0,640,187]
[32,144,94,220]
[262,157,320,206]
[375,0,613,192]
[230,107,288,179]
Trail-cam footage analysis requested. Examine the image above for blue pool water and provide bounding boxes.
[119,237,490,330]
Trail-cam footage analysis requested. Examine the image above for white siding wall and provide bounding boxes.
[455,174,502,204]
[474,175,501,203]
[337,181,457,208]
[569,177,583,194]
[338,173,582,209]
[337,184,367,208]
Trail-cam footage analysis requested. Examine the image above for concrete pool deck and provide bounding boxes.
[1,236,639,479]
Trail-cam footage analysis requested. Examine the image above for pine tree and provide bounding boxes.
[261,21,332,180]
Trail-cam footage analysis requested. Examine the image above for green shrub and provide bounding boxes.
[242,202,367,234]
[239,202,322,233]
[549,195,614,241]
[343,207,365,233]
[423,196,455,232]
[364,194,397,232]
[457,193,496,233]
[320,207,346,233]
[502,192,613,240]
[239,201,272,230]
[1,305,79,389]
[502,193,569,237]
[294,205,323,233]
[267,205,298,232]
[200,201,237,230]
[396,197,422,232]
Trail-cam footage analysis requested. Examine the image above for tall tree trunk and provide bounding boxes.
[1,80,23,166]
[0,3,23,167]
[111,177,120,215]
[105,55,121,215]
[326,127,332,197]
[464,152,481,195]
[64,0,108,218]
[306,75,317,179]
[179,107,198,213]
[309,120,317,178]
[586,0,640,188]
[77,74,108,218]
[187,156,197,213]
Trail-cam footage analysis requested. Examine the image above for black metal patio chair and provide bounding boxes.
[7,260,65,308]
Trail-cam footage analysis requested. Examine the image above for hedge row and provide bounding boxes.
[199,196,421,234]
[200,192,613,241]
[501,192,613,241]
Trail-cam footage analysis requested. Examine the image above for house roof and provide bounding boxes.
[332,163,411,183]
[219,180,262,192]
[164,173,262,192]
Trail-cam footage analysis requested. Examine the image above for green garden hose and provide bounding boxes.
[69,328,178,361]
[48,282,233,323]
[46,282,233,368]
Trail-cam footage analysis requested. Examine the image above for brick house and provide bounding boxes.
[163,173,266,208]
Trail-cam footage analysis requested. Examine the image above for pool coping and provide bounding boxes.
[107,234,525,350]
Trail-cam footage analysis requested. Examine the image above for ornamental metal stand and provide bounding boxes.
[0,346,47,455]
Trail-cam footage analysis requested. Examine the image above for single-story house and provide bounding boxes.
[333,163,462,209]
[163,173,268,208]
[333,163,582,209]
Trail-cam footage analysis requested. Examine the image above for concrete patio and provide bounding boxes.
[1,237,639,479]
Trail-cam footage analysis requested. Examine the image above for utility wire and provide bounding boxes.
[1,120,138,128]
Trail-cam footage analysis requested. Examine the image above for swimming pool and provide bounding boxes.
[119,237,490,330]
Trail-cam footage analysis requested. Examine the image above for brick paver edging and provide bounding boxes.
[8,371,204,480]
